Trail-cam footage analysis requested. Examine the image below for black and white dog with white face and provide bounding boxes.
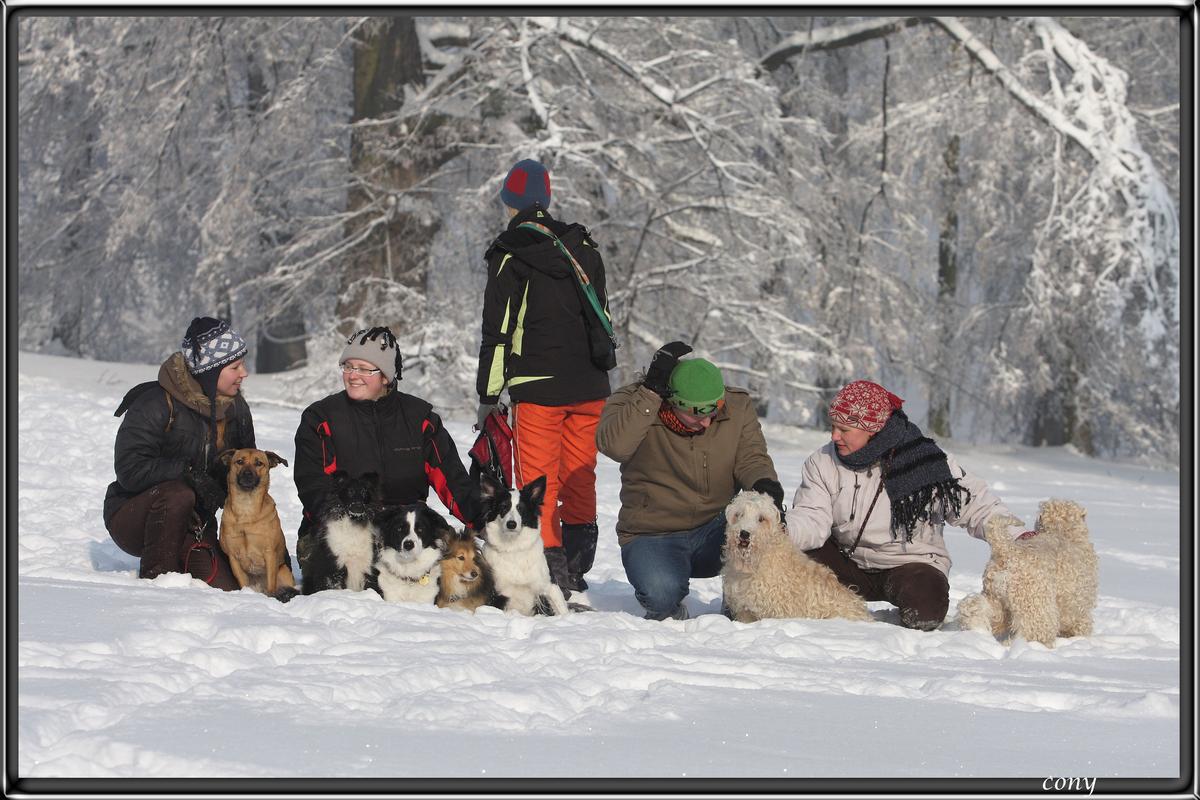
[374,504,451,604]
[301,471,383,595]
[478,473,568,616]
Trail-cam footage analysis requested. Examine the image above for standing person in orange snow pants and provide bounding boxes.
[511,397,606,549]
[476,158,617,608]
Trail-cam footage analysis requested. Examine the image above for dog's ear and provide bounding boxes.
[521,474,547,506]
[360,471,381,490]
[479,472,503,501]
[219,449,237,466]
[265,451,289,469]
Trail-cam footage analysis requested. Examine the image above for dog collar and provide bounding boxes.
[388,567,435,585]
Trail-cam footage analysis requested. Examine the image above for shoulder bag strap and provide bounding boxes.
[837,450,893,560]
[516,221,616,342]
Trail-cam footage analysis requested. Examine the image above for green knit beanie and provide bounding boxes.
[668,358,725,413]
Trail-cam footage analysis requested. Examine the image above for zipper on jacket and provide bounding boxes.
[849,474,860,522]
[374,403,386,487]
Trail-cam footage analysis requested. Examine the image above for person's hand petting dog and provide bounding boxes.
[752,477,787,526]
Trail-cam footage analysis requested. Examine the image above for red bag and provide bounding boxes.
[468,405,515,489]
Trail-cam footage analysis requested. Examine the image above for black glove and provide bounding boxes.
[642,341,693,397]
[183,464,227,519]
[752,477,787,525]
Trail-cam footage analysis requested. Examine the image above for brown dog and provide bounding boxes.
[218,448,297,600]
[436,531,496,612]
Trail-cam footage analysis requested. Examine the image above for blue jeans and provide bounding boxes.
[620,514,726,620]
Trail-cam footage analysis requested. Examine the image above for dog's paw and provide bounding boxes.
[272,586,300,604]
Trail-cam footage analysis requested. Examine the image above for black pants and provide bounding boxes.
[107,480,240,591]
[805,538,950,629]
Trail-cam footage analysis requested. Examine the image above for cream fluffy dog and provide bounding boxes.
[721,490,871,623]
[957,499,1097,647]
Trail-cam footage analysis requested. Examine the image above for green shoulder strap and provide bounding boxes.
[517,221,615,340]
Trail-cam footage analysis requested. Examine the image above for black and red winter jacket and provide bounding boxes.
[293,389,480,535]
[476,205,612,407]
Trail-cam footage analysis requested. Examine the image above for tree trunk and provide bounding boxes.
[336,17,433,339]
[929,133,959,438]
[245,43,309,374]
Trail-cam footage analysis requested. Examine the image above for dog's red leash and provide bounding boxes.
[184,513,220,584]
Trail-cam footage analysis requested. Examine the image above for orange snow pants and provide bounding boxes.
[511,399,605,548]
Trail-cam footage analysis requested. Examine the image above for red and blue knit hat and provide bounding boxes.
[828,380,904,434]
[500,159,551,211]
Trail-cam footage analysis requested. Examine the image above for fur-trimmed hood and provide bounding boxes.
[158,352,237,419]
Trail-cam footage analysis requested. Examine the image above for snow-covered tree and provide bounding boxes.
[17,14,1180,462]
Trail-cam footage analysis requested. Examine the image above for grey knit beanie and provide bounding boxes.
[340,327,401,383]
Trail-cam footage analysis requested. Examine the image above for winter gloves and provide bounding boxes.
[752,477,787,525]
[643,341,693,397]
[183,463,227,520]
[476,402,499,430]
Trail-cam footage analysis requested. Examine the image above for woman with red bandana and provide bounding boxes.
[787,380,1032,631]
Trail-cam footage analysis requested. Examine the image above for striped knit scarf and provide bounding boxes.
[658,403,702,436]
[836,409,972,541]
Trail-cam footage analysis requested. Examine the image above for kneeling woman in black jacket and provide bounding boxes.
[105,317,255,590]
[293,327,481,579]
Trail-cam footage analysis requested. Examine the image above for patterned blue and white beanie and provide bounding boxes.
[181,317,248,376]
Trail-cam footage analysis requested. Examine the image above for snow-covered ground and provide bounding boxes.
[16,352,1181,778]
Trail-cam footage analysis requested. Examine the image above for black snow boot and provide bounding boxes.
[901,607,944,631]
[543,546,594,612]
[561,521,598,592]
[543,545,574,601]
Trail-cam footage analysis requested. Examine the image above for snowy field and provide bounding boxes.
[15,351,1182,779]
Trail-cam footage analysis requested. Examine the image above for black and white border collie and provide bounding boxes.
[478,473,569,616]
[301,471,383,595]
[375,504,451,604]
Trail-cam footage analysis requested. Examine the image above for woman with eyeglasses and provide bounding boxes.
[292,327,480,578]
[596,341,784,621]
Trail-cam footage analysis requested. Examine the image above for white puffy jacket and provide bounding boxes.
[786,443,1025,574]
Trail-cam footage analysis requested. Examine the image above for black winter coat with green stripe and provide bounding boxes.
[476,205,612,407]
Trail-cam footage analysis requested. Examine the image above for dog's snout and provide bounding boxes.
[402,539,415,551]
[739,530,751,542]
[236,468,259,489]
[505,520,518,530]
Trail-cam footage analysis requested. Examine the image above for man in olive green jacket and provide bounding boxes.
[596,341,783,620]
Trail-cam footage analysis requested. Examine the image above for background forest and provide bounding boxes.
[16,14,1182,463]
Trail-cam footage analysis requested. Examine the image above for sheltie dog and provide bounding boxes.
[436,530,498,612]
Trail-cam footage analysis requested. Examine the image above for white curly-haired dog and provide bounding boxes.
[957,499,1097,648]
[721,490,871,623]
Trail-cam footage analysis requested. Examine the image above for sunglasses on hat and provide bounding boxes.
[672,397,724,417]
